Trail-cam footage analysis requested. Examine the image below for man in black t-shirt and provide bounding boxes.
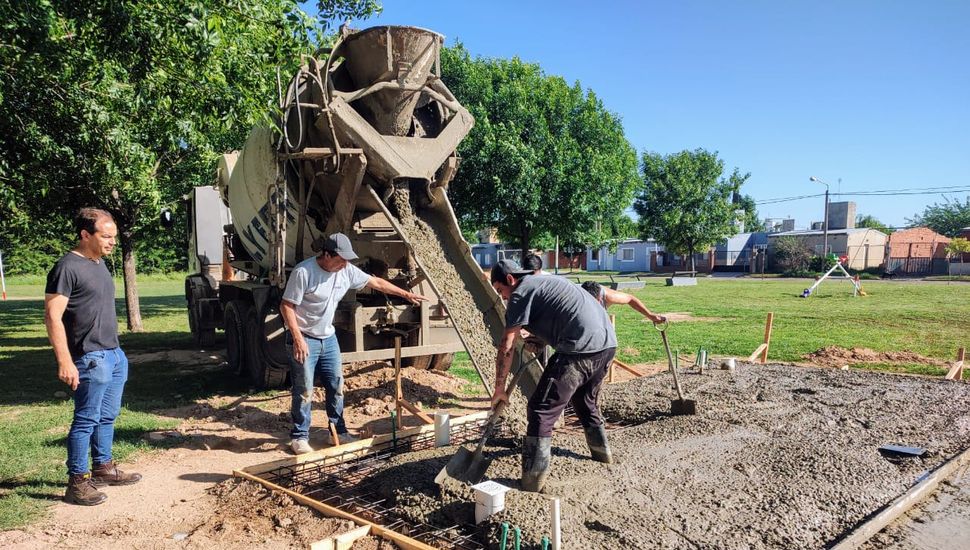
[45,208,141,506]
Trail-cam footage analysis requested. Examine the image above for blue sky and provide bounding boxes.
[321,1,970,228]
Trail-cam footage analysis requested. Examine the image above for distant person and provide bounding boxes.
[45,208,141,506]
[281,233,429,455]
[522,253,548,275]
[581,281,667,324]
[491,260,617,493]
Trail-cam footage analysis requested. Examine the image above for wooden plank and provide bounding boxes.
[612,359,644,377]
[828,445,970,550]
[747,344,768,363]
[398,398,435,424]
[240,411,489,476]
[761,312,774,364]
[945,360,964,381]
[310,524,372,550]
[234,470,436,550]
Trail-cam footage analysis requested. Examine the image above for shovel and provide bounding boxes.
[656,322,698,416]
[435,354,533,486]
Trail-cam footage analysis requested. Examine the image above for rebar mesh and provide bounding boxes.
[258,412,632,548]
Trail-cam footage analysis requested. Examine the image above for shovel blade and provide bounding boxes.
[434,445,493,485]
[671,398,697,416]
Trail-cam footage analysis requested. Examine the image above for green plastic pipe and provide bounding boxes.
[514,526,521,550]
[500,523,509,550]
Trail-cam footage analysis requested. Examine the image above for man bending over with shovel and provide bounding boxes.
[490,260,618,492]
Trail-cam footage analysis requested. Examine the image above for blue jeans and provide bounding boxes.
[288,333,347,440]
[67,348,129,475]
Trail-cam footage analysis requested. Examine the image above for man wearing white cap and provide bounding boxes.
[280,233,428,454]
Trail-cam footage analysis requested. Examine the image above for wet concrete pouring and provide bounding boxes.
[255,362,970,549]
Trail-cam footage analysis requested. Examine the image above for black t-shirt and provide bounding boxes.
[45,252,119,359]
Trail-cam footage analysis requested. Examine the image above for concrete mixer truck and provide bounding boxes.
[183,25,539,393]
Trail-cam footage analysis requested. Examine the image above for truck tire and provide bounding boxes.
[185,277,216,348]
[429,353,454,372]
[243,308,288,389]
[223,300,251,376]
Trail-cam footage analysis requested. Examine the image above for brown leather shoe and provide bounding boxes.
[64,473,108,506]
[91,460,142,486]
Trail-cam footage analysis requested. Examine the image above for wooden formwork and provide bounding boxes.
[234,411,488,549]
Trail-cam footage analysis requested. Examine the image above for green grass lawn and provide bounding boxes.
[0,273,255,529]
[2,273,968,529]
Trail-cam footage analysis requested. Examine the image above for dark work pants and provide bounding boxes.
[526,347,616,437]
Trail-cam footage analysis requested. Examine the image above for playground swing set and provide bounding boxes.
[801,254,867,298]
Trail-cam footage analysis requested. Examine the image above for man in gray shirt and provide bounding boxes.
[491,260,617,492]
[280,233,428,455]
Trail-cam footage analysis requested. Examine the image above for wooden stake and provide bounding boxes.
[747,344,768,363]
[608,314,616,383]
[394,336,403,429]
[328,424,340,447]
[945,347,965,381]
[612,358,644,377]
[760,312,774,364]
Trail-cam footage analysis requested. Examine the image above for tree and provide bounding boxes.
[0,1,379,329]
[774,236,812,274]
[945,237,970,269]
[440,44,641,254]
[907,196,970,237]
[633,149,743,271]
[856,214,891,234]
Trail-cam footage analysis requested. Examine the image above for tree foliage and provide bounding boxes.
[907,196,970,237]
[440,44,641,254]
[633,149,744,271]
[773,235,812,274]
[856,214,891,235]
[945,237,970,260]
[0,1,379,325]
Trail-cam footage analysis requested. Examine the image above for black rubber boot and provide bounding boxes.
[584,425,613,464]
[521,436,551,492]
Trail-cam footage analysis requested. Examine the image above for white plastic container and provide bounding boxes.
[434,411,450,447]
[471,480,511,524]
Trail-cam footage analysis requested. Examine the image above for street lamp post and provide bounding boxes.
[810,176,830,256]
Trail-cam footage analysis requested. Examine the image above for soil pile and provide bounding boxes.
[348,364,970,549]
[188,478,397,549]
[804,346,950,368]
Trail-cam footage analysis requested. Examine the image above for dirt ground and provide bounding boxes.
[803,345,951,369]
[0,353,486,550]
[3,352,969,549]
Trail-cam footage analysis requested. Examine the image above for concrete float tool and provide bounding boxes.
[657,322,698,416]
[435,353,534,485]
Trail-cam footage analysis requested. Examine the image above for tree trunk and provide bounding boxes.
[118,227,144,332]
[688,246,696,272]
[519,230,531,264]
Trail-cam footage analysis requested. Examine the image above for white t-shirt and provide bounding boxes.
[282,257,371,338]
